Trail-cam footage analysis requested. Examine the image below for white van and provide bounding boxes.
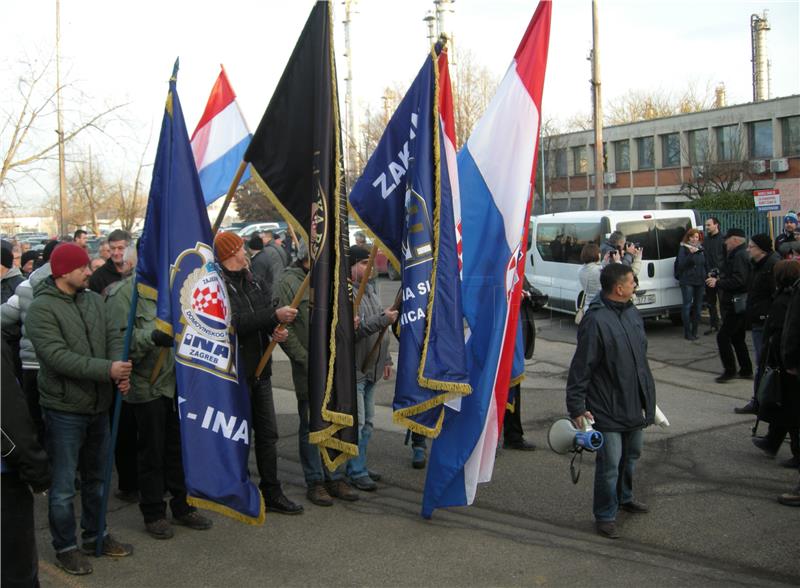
[525,209,699,319]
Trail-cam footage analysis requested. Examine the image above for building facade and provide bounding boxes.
[538,95,800,214]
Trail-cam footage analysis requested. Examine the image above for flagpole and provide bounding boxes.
[211,160,249,234]
[254,273,311,378]
[353,243,378,314]
[96,282,138,556]
[360,288,402,372]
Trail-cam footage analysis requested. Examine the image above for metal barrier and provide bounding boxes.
[694,209,783,239]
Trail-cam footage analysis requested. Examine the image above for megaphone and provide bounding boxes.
[547,417,604,454]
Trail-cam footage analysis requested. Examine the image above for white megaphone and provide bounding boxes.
[547,417,604,455]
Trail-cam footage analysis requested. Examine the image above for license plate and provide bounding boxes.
[634,293,655,305]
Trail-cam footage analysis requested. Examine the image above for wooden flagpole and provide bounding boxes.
[254,273,310,378]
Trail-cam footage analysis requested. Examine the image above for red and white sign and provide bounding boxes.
[753,189,781,211]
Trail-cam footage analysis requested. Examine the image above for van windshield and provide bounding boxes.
[617,217,692,260]
[536,221,603,264]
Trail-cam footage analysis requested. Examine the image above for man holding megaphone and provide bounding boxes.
[565,263,657,540]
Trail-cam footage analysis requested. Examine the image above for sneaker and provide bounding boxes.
[325,479,359,502]
[145,518,174,540]
[777,485,800,507]
[367,470,382,482]
[620,501,649,514]
[56,549,93,575]
[752,436,779,458]
[734,399,758,414]
[595,520,619,539]
[306,482,334,507]
[737,371,754,380]
[715,372,736,383]
[412,447,427,469]
[81,535,133,558]
[115,489,139,504]
[351,475,378,492]
[264,493,304,515]
[503,439,537,451]
[173,510,213,530]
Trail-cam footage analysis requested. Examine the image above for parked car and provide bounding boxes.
[235,222,285,238]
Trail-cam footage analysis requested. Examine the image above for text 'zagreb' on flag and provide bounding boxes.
[348,41,470,437]
[422,0,552,519]
[136,60,264,524]
[243,0,357,470]
[190,65,252,205]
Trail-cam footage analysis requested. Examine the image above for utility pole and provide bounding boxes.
[591,0,604,211]
[342,0,359,189]
[56,0,68,236]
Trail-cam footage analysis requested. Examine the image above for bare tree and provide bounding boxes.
[234,178,279,222]
[452,49,497,149]
[605,82,714,126]
[66,149,108,234]
[680,125,756,201]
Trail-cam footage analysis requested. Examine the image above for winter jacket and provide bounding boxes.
[717,242,750,310]
[774,230,797,253]
[566,295,656,432]
[746,252,780,327]
[1,267,24,304]
[262,242,289,289]
[756,286,800,428]
[0,263,51,369]
[105,278,175,403]
[704,231,725,274]
[1,340,50,491]
[782,278,800,372]
[354,279,393,383]
[221,266,279,380]
[88,257,123,295]
[250,249,274,287]
[675,244,706,287]
[276,264,309,401]
[578,262,602,307]
[25,277,123,415]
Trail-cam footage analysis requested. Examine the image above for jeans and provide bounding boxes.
[717,310,753,375]
[593,429,643,522]
[113,397,138,493]
[680,284,704,338]
[131,396,191,523]
[1,474,39,588]
[296,398,342,486]
[248,377,281,498]
[346,379,375,480]
[43,409,109,553]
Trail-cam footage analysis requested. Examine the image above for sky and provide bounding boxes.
[1,0,798,209]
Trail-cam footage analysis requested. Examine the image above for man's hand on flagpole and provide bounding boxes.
[110,360,132,381]
[384,308,399,324]
[271,326,289,343]
[117,377,131,395]
[383,365,392,380]
[275,306,298,324]
[354,315,361,330]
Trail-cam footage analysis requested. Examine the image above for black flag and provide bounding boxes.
[244,0,357,470]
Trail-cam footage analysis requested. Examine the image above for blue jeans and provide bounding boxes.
[680,284,704,338]
[593,429,643,522]
[296,398,341,486]
[43,409,110,553]
[346,379,375,480]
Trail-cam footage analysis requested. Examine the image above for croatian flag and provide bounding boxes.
[191,66,251,205]
[422,0,551,518]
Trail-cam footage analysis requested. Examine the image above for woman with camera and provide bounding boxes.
[675,228,706,341]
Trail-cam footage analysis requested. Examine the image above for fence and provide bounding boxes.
[694,209,784,240]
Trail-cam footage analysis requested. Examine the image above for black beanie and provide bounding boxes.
[0,245,12,269]
[750,233,773,254]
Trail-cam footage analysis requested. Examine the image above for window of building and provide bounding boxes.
[689,129,709,164]
[636,136,654,170]
[555,148,568,177]
[716,124,740,161]
[781,116,800,156]
[614,140,630,172]
[590,143,608,173]
[661,133,681,167]
[572,146,587,175]
[748,120,773,159]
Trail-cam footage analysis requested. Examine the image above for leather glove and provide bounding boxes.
[151,330,174,348]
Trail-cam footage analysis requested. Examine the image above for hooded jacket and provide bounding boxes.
[1,266,24,303]
[88,257,123,295]
[747,251,780,326]
[25,276,123,414]
[566,294,656,432]
[276,264,309,400]
[0,262,51,369]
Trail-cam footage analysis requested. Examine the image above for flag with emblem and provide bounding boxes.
[423,0,552,518]
[348,41,470,437]
[136,59,264,524]
[243,0,357,470]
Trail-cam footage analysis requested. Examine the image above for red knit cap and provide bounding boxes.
[213,231,244,262]
[50,243,91,278]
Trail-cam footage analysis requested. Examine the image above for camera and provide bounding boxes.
[625,241,641,249]
[709,268,720,278]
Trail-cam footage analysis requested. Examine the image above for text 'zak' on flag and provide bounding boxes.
[136,59,264,524]
[348,38,471,438]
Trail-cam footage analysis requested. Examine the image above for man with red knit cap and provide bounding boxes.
[213,231,303,515]
[26,243,134,575]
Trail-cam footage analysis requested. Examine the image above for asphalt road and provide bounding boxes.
[33,278,800,587]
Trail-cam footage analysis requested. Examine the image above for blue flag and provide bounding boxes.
[136,60,264,525]
[349,45,470,437]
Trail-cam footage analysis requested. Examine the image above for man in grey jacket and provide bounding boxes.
[566,263,656,539]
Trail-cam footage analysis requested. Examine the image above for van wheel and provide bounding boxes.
[669,311,683,326]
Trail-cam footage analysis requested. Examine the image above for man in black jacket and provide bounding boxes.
[88,230,130,295]
[566,264,656,539]
[703,217,725,334]
[2,339,51,587]
[214,231,303,515]
[775,212,798,252]
[705,228,753,383]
